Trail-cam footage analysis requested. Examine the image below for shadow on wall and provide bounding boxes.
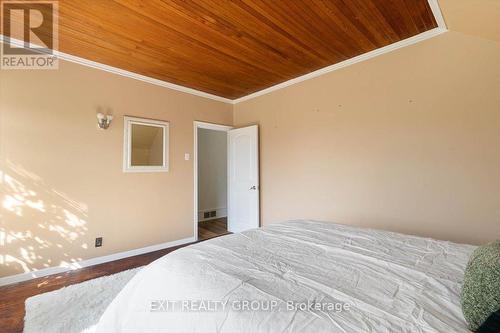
[0,160,89,277]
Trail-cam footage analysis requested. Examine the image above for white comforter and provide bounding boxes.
[95,220,475,333]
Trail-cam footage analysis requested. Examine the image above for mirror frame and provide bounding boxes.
[123,116,170,173]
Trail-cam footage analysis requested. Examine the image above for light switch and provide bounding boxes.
[184,153,190,161]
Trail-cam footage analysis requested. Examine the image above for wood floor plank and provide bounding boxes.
[0,223,230,333]
[198,217,229,241]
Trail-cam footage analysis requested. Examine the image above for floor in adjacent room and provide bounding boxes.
[198,217,229,241]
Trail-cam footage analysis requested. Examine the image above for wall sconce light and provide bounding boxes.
[97,112,113,129]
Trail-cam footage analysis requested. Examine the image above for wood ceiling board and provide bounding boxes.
[3,0,438,99]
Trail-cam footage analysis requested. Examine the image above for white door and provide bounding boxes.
[228,125,259,233]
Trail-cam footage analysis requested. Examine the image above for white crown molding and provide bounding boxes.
[428,0,448,30]
[0,34,233,104]
[232,0,447,104]
[0,236,195,286]
[232,27,447,104]
[0,0,447,105]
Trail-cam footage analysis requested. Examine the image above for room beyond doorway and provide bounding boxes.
[193,122,232,241]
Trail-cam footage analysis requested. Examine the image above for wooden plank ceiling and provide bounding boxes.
[41,1,437,99]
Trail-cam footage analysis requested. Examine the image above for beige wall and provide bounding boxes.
[440,0,500,43]
[197,128,227,216]
[234,31,500,245]
[0,58,232,277]
[1,1,499,280]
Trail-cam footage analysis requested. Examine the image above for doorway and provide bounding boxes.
[194,122,231,241]
[193,121,260,241]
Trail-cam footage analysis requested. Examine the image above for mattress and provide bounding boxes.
[95,220,475,332]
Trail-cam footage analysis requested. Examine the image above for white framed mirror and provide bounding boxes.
[123,116,169,173]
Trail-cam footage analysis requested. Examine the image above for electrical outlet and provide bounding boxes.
[95,237,103,247]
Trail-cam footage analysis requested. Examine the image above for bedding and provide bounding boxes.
[95,220,476,333]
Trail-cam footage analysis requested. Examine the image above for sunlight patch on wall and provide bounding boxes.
[63,209,86,227]
[1,160,91,277]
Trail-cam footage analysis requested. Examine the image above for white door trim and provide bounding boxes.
[193,121,233,241]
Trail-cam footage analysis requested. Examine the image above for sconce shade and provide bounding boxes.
[97,112,113,129]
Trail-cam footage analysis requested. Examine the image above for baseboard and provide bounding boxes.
[0,236,195,287]
[198,207,227,222]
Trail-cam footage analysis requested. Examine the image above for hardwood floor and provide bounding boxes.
[0,219,230,332]
[0,231,229,333]
[198,217,229,241]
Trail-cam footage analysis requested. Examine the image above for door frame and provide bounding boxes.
[193,121,233,241]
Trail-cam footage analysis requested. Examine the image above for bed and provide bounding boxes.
[95,220,475,332]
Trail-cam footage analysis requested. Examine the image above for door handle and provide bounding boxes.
[249,186,257,190]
